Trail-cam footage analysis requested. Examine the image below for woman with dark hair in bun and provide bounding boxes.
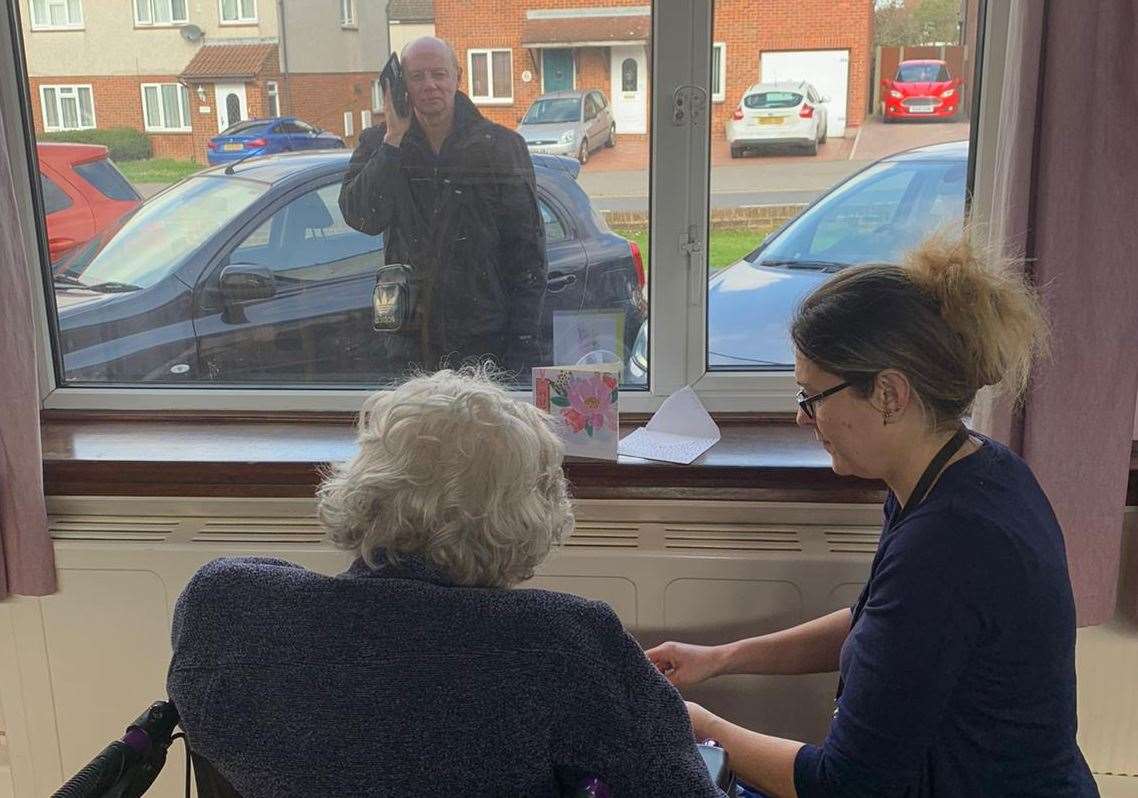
[648,236,1098,797]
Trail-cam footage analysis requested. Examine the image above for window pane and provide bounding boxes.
[708,0,975,371]
[77,86,94,127]
[60,95,79,128]
[171,0,186,20]
[154,0,171,23]
[471,52,488,97]
[143,85,160,126]
[32,0,47,25]
[135,0,150,22]
[40,173,73,214]
[42,87,59,127]
[491,51,511,98]
[75,159,141,202]
[179,84,190,126]
[240,0,254,18]
[221,0,236,20]
[49,1,65,25]
[711,46,721,97]
[161,84,180,127]
[66,0,80,23]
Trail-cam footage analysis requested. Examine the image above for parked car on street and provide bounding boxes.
[516,90,616,164]
[882,59,963,121]
[37,142,141,262]
[726,81,830,157]
[627,140,968,382]
[206,117,345,165]
[52,151,645,384]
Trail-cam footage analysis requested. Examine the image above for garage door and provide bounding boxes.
[761,50,849,137]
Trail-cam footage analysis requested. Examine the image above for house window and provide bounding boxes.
[340,0,355,26]
[360,109,370,131]
[40,85,95,131]
[371,79,384,112]
[134,0,187,25]
[220,0,256,23]
[712,42,726,102]
[30,0,83,29]
[343,110,354,137]
[266,81,279,117]
[468,48,512,104]
[141,83,191,132]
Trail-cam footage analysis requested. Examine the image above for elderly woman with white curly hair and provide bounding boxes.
[167,367,724,798]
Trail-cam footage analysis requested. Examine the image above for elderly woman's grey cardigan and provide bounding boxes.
[167,554,725,797]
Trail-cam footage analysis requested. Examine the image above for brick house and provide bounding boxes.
[21,0,390,163]
[433,0,873,140]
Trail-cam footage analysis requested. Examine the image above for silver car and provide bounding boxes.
[516,90,616,164]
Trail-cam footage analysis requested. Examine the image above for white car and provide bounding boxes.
[726,80,829,157]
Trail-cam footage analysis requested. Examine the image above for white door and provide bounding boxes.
[214,83,248,132]
[761,50,849,137]
[610,45,647,135]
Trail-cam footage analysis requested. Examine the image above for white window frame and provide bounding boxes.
[140,82,192,132]
[266,80,280,117]
[360,109,370,131]
[219,0,256,24]
[134,0,188,26]
[39,84,96,131]
[339,0,355,27]
[30,0,84,29]
[343,110,354,137]
[467,48,513,105]
[9,1,1010,413]
[371,79,384,112]
[711,42,726,102]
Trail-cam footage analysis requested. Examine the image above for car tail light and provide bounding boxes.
[246,138,267,149]
[207,140,217,150]
[732,106,743,121]
[941,87,956,98]
[799,104,814,119]
[629,241,646,291]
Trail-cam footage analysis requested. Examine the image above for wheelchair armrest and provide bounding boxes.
[698,742,737,792]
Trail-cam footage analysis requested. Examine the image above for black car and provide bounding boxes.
[51,151,646,385]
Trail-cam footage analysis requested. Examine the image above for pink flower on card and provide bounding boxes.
[566,373,617,434]
[563,408,588,433]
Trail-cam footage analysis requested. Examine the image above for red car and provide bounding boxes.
[882,59,963,122]
[37,142,142,262]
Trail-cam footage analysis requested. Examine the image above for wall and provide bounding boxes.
[19,0,279,76]
[284,71,379,148]
[388,20,434,56]
[280,0,387,75]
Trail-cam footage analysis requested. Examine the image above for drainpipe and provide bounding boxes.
[277,0,291,114]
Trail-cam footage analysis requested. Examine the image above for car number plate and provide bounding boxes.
[224,143,243,151]
[758,117,784,125]
[910,106,934,114]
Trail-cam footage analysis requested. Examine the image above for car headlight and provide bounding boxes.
[560,130,577,144]
[889,90,903,99]
[628,320,648,383]
[941,87,956,98]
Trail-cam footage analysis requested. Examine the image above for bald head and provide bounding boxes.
[399,36,462,126]
[401,36,460,74]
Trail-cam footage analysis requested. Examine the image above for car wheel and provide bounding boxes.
[578,138,589,164]
[819,124,828,143]
[806,139,819,156]
[730,145,743,159]
[605,124,616,148]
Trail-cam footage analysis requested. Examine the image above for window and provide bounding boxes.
[40,173,73,214]
[30,0,83,28]
[371,79,384,112]
[141,83,191,131]
[343,111,354,137]
[540,199,567,244]
[340,0,355,26]
[711,43,726,102]
[40,85,95,130]
[134,0,187,25]
[621,58,637,92]
[265,81,280,117]
[360,109,370,131]
[74,160,140,201]
[220,0,256,23]
[468,49,512,104]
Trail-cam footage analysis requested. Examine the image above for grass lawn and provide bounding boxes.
[116,158,203,185]
[613,227,772,277]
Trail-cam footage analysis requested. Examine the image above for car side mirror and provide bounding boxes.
[219,264,275,302]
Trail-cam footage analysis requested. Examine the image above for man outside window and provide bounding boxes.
[339,36,546,376]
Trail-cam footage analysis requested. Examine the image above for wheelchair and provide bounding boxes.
[52,700,737,797]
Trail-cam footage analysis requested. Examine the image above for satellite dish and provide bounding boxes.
[180,23,204,42]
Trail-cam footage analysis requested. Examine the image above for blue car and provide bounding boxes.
[206,117,345,165]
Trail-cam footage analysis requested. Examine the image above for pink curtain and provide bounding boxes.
[978,0,1138,625]
[0,85,57,598]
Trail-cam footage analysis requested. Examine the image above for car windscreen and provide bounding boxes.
[220,120,271,137]
[896,63,950,82]
[54,175,271,289]
[74,158,141,201]
[743,92,802,109]
[750,159,967,268]
[522,98,581,124]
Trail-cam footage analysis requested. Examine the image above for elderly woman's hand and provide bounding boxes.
[685,700,723,742]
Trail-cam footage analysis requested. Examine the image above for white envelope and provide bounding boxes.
[618,386,721,464]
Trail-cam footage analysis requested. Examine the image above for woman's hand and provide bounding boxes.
[645,641,730,688]
[685,700,723,742]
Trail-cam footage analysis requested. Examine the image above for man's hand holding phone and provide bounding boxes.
[381,52,411,147]
[382,82,411,147]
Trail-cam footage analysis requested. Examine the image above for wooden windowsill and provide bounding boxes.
[40,413,1138,504]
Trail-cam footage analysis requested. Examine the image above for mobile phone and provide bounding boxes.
[380,52,409,118]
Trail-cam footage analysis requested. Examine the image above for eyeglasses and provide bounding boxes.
[796,382,850,420]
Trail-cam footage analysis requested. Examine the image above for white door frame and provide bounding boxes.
[214,82,249,132]
[610,45,647,135]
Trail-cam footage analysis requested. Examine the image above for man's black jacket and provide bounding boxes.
[338,92,546,368]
